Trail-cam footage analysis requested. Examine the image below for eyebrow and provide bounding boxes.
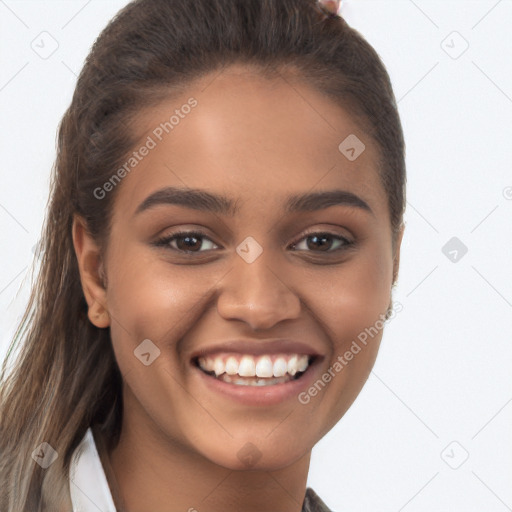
[134,186,373,217]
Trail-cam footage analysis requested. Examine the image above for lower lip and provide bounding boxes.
[192,357,323,406]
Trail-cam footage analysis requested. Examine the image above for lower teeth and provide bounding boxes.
[220,374,295,386]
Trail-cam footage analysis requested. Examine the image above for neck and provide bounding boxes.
[93,409,311,512]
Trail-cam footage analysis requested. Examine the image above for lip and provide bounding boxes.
[192,354,324,406]
[189,338,323,360]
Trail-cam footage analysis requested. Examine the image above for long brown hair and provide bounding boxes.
[0,1,406,509]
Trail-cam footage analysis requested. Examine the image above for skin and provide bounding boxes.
[73,63,404,512]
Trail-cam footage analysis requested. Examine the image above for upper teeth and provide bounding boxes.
[198,353,310,378]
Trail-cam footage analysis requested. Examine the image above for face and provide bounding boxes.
[74,64,403,471]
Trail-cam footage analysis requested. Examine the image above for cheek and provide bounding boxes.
[309,244,393,347]
[295,242,393,421]
[104,245,210,368]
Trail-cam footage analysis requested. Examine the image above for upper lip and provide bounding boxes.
[189,339,324,361]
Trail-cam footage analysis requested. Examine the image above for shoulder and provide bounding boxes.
[302,487,334,512]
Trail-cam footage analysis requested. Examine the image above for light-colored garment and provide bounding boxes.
[68,428,117,512]
[68,427,332,512]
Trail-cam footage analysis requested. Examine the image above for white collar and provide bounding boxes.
[69,427,117,512]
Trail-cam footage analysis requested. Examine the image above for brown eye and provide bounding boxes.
[174,234,202,251]
[154,231,219,253]
[291,232,352,252]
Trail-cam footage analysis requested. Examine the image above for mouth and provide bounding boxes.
[193,353,318,387]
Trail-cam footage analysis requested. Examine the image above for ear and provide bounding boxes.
[392,222,405,285]
[72,215,110,328]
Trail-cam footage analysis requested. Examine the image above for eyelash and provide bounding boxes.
[153,229,354,254]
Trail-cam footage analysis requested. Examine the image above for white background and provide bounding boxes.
[1,1,511,511]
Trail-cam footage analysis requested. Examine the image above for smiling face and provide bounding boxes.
[74,64,403,472]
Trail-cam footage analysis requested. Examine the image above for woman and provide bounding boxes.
[0,0,406,510]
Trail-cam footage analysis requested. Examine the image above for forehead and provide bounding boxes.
[114,64,387,220]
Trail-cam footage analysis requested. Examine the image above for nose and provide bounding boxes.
[216,248,301,331]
